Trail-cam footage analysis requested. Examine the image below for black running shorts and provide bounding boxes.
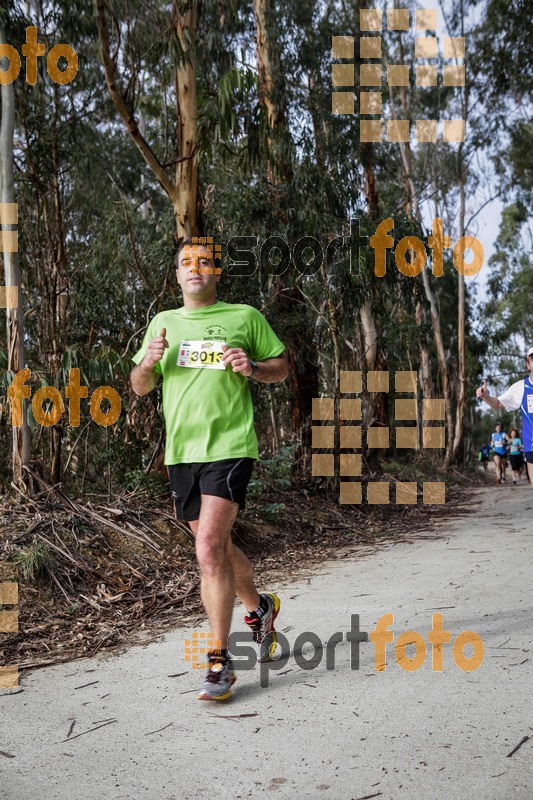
[510,453,523,471]
[168,458,256,521]
[525,451,533,464]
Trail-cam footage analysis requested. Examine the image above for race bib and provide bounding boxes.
[528,394,533,413]
[177,340,227,370]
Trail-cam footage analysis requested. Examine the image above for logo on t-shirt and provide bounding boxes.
[204,324,227,339]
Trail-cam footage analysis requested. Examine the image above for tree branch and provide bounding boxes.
[94,0,178,203]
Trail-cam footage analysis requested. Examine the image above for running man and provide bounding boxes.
[130,240,288,700]
[476,347,533,487]
[490,422,509,483]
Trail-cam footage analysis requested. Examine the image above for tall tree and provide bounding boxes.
[0,20,31,487]
[94,0,200,240]
[252,0,319,476]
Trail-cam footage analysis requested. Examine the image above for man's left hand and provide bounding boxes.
[221,345,253,377]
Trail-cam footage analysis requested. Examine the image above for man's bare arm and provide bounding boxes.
[130,327,168,396]
[250,353,289,384]
[480,394,504,410]
[476,379,504,411]
[130,362,161,396]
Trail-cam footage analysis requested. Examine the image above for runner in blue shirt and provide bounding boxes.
[508,428,524,484]
[476,346,533,487]
[489,422,509,483]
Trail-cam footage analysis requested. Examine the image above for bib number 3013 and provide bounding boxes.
[178,340,227,370]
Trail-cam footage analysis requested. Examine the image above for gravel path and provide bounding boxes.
[2,484,532,799]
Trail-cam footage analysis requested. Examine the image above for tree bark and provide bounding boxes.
[389,12,454,459]
[49,84,69,484]
[94,0,199,240]
[448,1,468,466]
[253,0,292,183]
[173,0,199,239]
[253,0,318,478]
[394,132,454,463]
[360,129,387,467]
[0,23,32,487]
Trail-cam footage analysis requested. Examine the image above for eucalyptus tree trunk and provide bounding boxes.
[253,0,292,183]
[394,131,454,463]
[173,0,199,238]
[0,23,32,487]
[49,84,69,484]
[95,0,200,240]
[449,1,468,466]
[253,0,318,479]
[360,120,388,465]
[389,4,453,460]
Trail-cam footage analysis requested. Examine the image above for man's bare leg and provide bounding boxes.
[527,461,533,485]
[189,503,261,615]
[192,494,260,649]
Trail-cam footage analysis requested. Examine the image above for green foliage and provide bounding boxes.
[258,502,287,523]
[248,445,297,495]
[123,470,167,493]
[13,542,56,582]
[245,446,297,520]
[0,0,523,491]
[482,202,532,391]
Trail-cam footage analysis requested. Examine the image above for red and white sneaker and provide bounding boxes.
[244,592,281,663]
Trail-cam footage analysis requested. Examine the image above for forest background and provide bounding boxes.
[0,0,531,505]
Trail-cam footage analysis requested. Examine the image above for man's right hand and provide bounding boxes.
[142,328,169,370]
[476,379,487,399]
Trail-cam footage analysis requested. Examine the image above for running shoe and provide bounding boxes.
[244,592,281,663]
[197,652,236,701]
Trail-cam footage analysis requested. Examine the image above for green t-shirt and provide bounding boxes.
[131,300,285,464]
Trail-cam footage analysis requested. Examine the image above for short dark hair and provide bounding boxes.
[174,238,222,273]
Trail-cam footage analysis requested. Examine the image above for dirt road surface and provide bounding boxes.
[2,483,532,799]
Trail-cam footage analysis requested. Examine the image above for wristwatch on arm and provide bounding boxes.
[247,358,259,379]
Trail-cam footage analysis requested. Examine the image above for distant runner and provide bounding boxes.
[508,429,524,484]
[478,441,491,472]
[489,422,509,484]
[476,346,533,487]
[130,240,288,700]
